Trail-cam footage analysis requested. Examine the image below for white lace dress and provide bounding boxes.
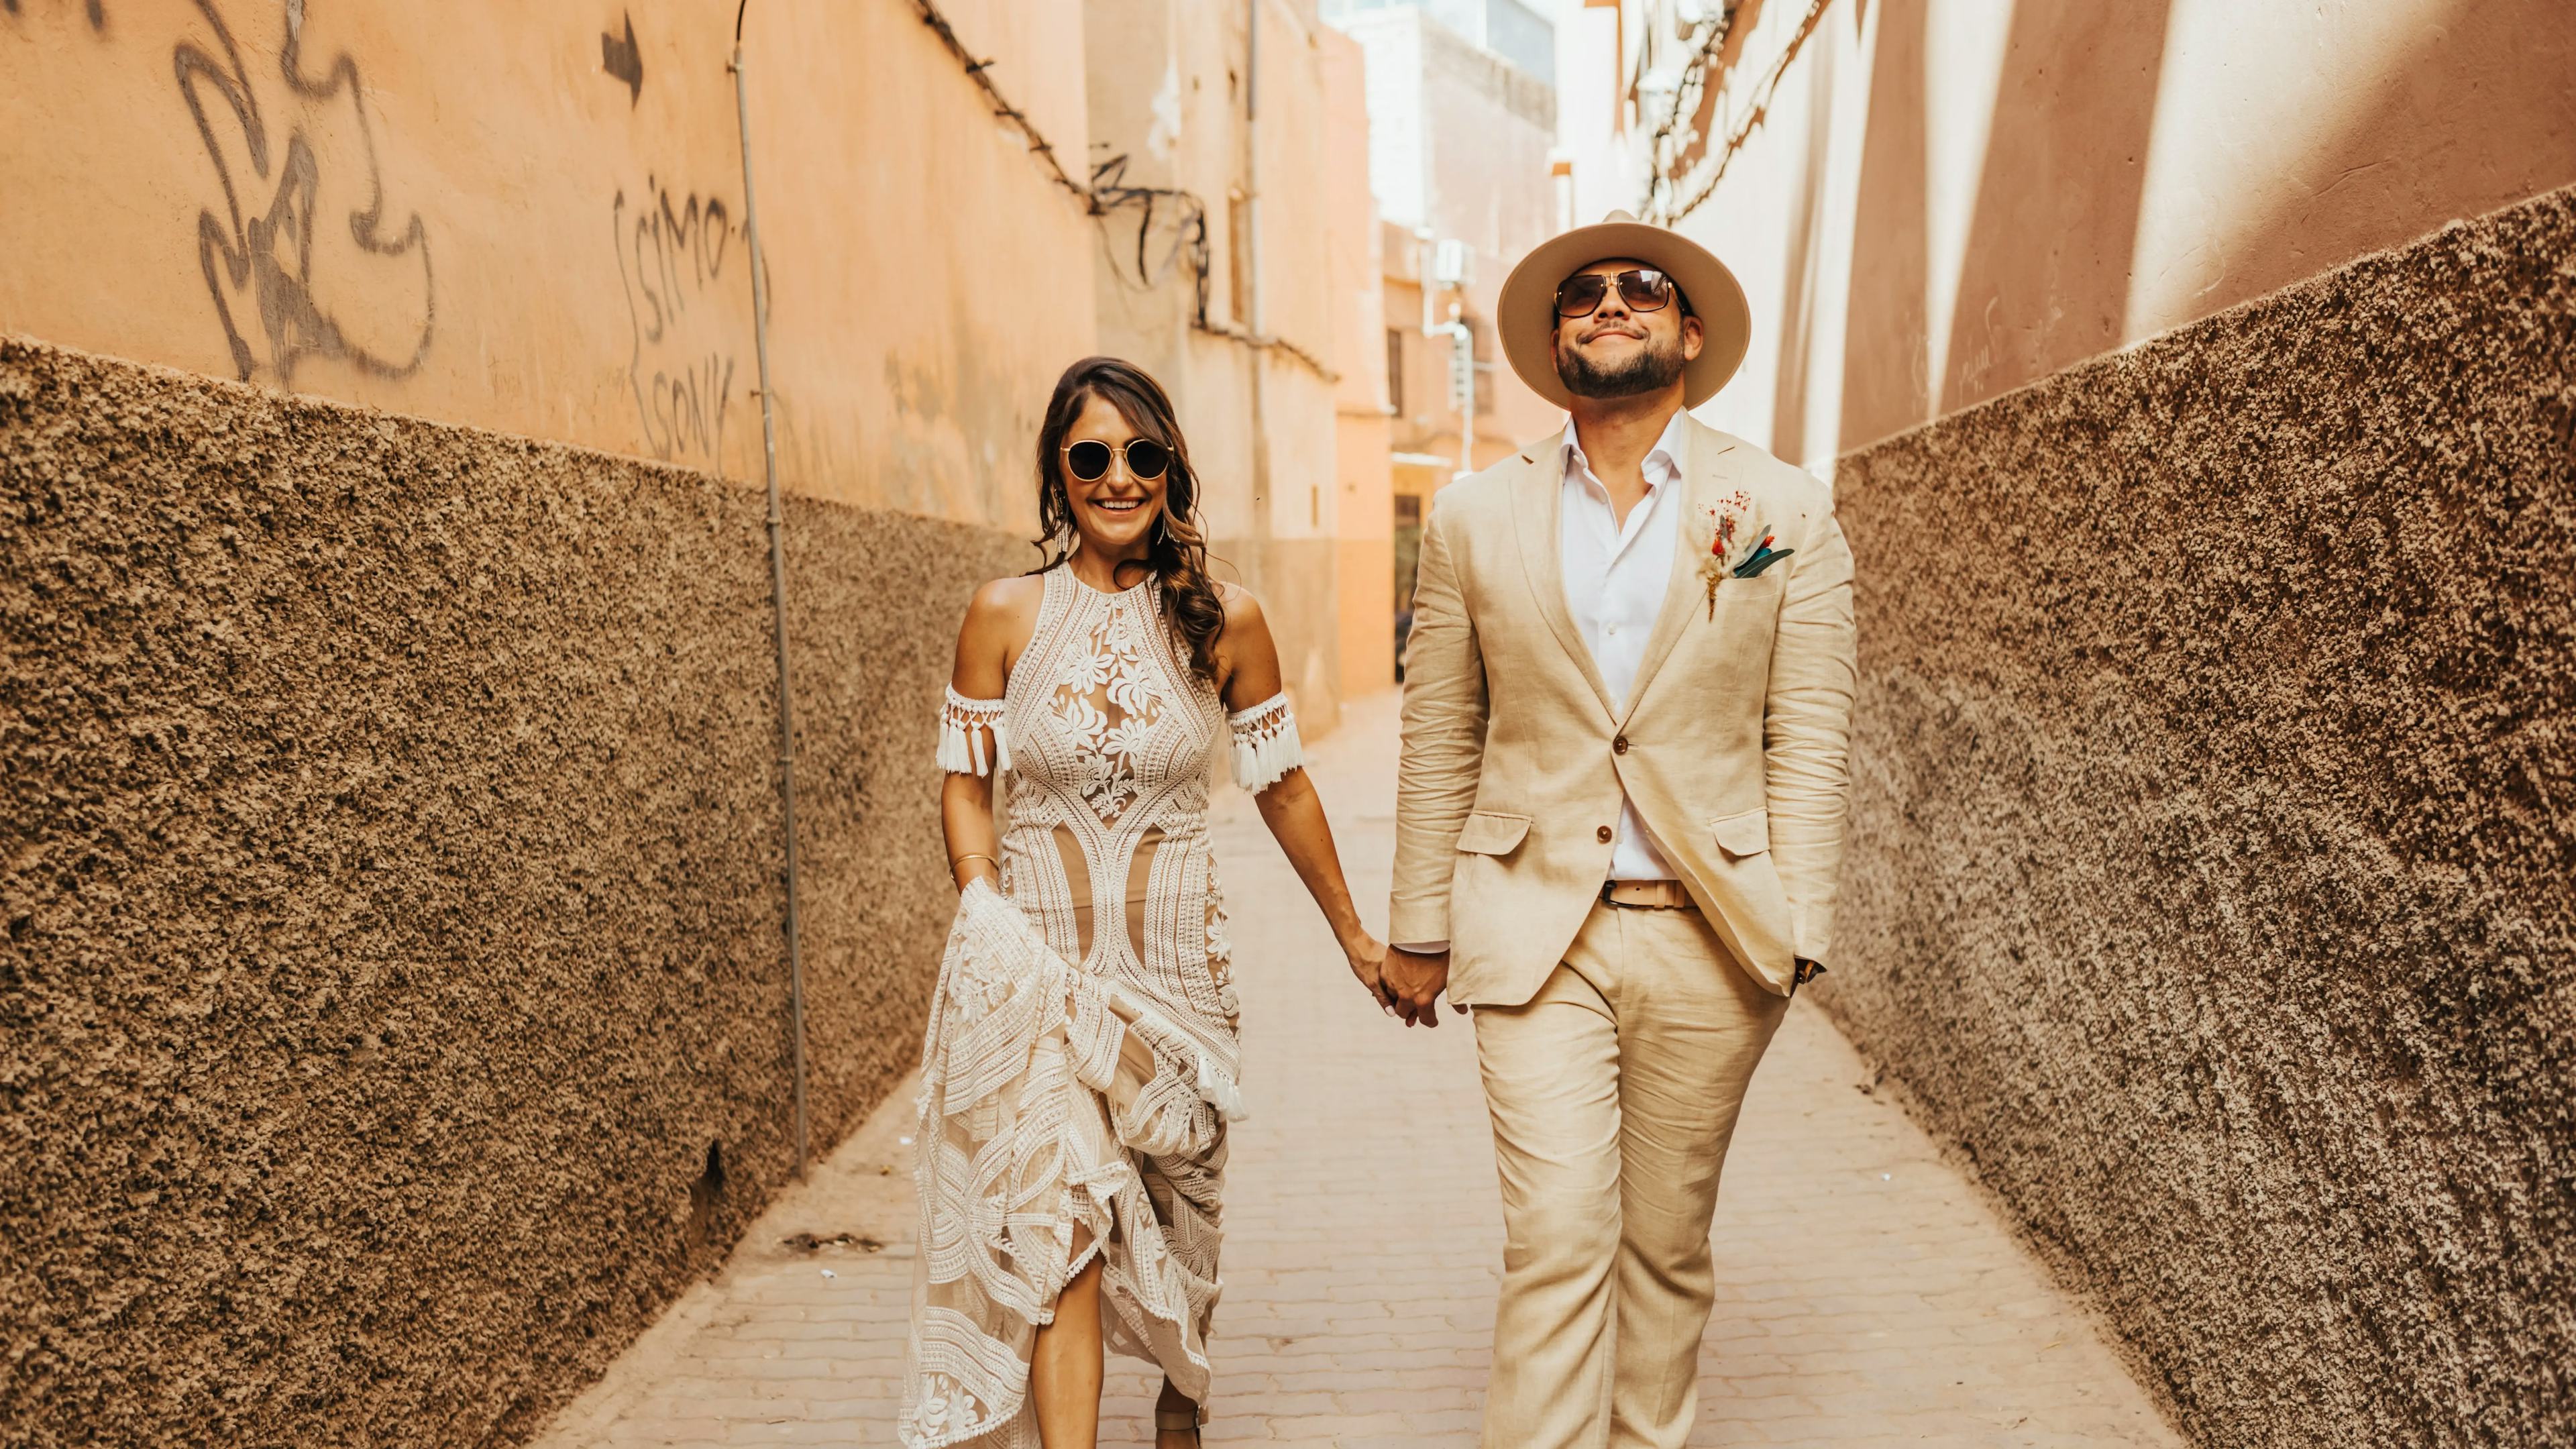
[899,569,1303,1449]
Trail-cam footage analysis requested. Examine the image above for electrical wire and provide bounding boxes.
[1657,0,1834,224]
[904,0,1338,382]
[1639,1,1750,214]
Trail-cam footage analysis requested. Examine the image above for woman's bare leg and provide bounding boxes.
[1029,1234,1105,1449]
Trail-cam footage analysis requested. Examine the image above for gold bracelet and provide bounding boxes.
[951,853,1000,881]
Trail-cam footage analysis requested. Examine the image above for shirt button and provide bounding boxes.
[1613,735,1629,754]
[1597,825,1614,844]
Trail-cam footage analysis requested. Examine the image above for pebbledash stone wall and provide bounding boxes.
[0,338,1024,1448]
[1823,186,2575,1445]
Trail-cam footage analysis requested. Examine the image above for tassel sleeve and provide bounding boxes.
[936,687,1010,777]
[1225,692,1303,793]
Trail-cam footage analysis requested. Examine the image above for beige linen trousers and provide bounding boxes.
[1391,415,1858,1449]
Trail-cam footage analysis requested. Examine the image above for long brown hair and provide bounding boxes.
[1032,357,1227,685]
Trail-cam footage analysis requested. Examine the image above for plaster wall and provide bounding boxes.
[1,5,1133,1442]
[3,5,1387,1441]
[1418,11,1569,460]
[1580,0,2576,463]
[1340,5,1565,472]
[0,0,1097,524]
[0,337,1024,1448]
[1084,0,1359,734]
[1550,0,1643,228]
[1323,31,1399,698]
[1824,185,2576,1446]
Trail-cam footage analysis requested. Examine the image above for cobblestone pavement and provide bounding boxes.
[533,692,2182,1449]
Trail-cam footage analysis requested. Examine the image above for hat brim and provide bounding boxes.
[1498,221,1752,411]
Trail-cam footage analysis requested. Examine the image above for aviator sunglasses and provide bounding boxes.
[1062,437,1173,482]
[1555,268,1684,319]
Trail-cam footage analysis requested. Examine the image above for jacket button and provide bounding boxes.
[1597,825,1614,843]
[1613,735,1629,754]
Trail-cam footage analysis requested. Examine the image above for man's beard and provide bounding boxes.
[1556,329,1686,398]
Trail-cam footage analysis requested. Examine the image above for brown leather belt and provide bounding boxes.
[1601,878,1697,910]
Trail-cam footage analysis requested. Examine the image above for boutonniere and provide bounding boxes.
[1698,491,1795,618]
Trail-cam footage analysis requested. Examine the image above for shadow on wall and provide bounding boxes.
[1937,0,2173,415]
[1768,23,1841,468]
[1837,0,1931,451]
[2189,0,2576,325]
[1833,0,2576,456]
[1840,0,2174,449]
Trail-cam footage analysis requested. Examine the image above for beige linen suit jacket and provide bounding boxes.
[1391,415,1858,1005]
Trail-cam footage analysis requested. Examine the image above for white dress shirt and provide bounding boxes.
[1392,413,1690,953]
[1559,412,1686,881]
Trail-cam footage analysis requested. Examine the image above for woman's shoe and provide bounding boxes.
[1154,1402,1205,1446]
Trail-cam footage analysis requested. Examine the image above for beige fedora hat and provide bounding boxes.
[1497,210,1752,411]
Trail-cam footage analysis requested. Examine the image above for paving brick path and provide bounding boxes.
[533,692,2181,1448]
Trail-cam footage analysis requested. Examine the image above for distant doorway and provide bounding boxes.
[1393,492,1424,681]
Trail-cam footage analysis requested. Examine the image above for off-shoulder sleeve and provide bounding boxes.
[937,687,1010,776]
[1226,691,1303,792]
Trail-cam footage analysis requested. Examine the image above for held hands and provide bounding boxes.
[1340,929,1390,1012]
[1381,945,1460,1028]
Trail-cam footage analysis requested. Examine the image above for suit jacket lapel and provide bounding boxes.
[1618,419,1738,727]
[1508,445,1618,722]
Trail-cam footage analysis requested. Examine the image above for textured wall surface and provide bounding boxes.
[1823,189,2575,1445]
[0,338,1025,1448]
[0,1,1098,521]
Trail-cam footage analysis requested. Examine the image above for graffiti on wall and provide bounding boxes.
[174,0,435,383]
[614,179,741,466]
[0,1,109,29]
[600,11,643,105]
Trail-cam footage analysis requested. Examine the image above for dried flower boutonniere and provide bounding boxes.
[1699,491,1795,619]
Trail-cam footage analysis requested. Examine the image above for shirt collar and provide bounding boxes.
[1560,409,1692,490]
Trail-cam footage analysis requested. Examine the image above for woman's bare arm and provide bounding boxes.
[942,578,1040,891]
[1218,590,1390,1009]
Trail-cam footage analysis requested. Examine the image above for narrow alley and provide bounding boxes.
[531,694,2179,1448]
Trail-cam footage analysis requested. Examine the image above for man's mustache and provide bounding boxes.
[1575,323,1649,344]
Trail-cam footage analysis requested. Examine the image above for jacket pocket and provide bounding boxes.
[1710,807,1769,858]
[1456,810,1532,856]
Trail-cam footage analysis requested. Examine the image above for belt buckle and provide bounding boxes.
[1603,879,1690,911]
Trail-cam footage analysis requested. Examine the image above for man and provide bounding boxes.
[1381,212,1858,1449]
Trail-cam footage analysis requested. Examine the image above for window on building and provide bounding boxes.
[1393,490,1426,678]
[1385,327,1405,414]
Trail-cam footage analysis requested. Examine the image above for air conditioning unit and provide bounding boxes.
[1432,238,1475,287]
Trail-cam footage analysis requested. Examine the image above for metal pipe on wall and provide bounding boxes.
[731,2,812,1180]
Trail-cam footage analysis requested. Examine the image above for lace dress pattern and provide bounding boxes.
[901,570,1303,1449]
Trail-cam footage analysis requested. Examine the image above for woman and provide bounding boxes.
[900,358,1388,1449]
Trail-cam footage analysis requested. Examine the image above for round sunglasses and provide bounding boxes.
[1062,437,1172,482]
[1554,268,1683,319]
